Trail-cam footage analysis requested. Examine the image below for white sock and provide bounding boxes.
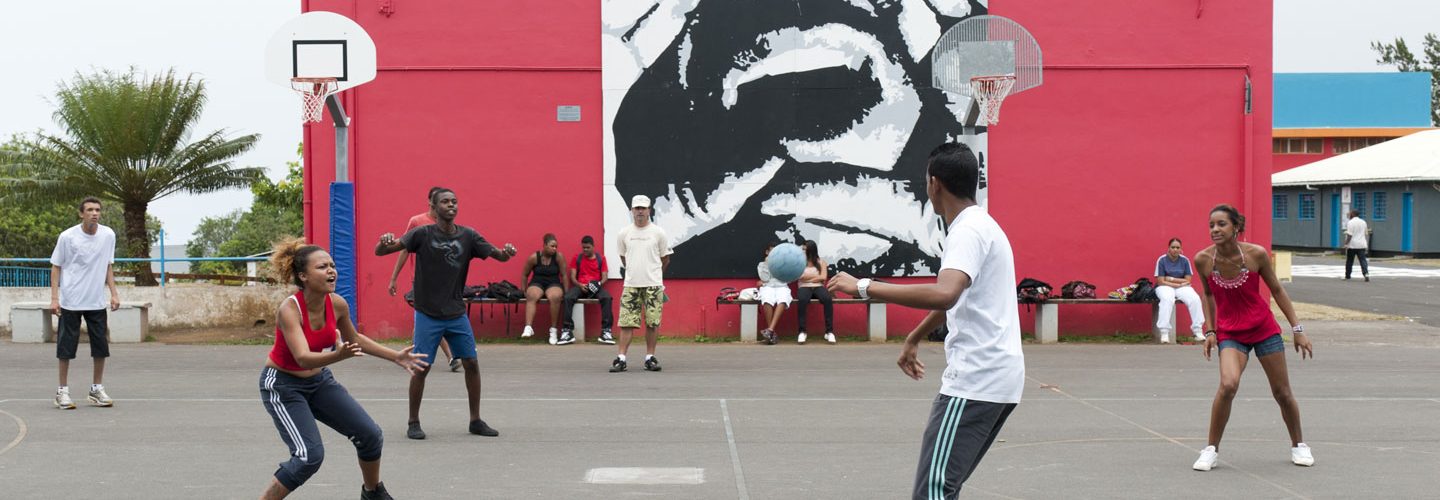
[645,354,654,361]
[617,354,626,362]
[58,385,68,393]
[92,384,103,392]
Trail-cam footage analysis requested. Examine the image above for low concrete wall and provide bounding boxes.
[0,284,292,334]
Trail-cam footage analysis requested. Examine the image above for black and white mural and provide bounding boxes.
[603,0,990,278]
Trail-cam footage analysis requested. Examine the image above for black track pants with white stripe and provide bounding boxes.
[913,394,1016,500]
[260,367,383,491]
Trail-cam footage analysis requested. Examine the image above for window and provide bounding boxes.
[1273,194,1289,219]
[1373,192,1388,220]
[1273,138,1323,154]
[1332,137,1392,154]
[1353,192,1366,218]
[1299,194,1316,220]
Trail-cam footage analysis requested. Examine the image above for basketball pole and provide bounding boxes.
[324,94,360,321]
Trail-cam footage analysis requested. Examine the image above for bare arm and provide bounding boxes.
[276,299,357,369]
[333,294,429,373]
[1254,244,1311,358]
[388,249,410,296]
[488,245,516,262]
[106,264,119,311]
[521,254,536,286]
[1194,250,1219,360]
[829,269,971,311]
[49,265,62,313]
[661,255,670,273]
[896,310,945,380]
[556,252,569,291]
[375,233,405,256]
[818,259,829,283]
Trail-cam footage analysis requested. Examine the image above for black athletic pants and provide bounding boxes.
[913,394,1016,500]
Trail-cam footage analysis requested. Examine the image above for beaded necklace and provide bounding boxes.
[1209,245,1250,289]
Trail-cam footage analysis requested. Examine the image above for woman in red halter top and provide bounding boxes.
[258,238,428,500]
[1190,205,1314,472]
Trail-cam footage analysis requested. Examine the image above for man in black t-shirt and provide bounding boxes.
[377,188,517,440]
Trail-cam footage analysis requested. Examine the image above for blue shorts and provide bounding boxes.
[413,312,477,363]
[1219,333,1284,357]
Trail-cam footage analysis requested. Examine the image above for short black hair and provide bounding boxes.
[1169,237,1182,246]
[926,142,979,201]
[78,196,102,212]
[427,186,444,201]
[429,187,455,205]
[581,235,595,245]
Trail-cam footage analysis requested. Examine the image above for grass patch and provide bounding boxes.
[1018,332,1154,344]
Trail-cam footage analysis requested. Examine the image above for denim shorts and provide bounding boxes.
[414,312,477,362]
[1218,333,1284,357]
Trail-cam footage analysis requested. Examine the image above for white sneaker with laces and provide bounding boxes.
[88,386,113,407]
[54,387,76,410]
[824,332,836,344]
[1193,445,1218,471]
[548,328,558,345]
[1159,328,1171,344]
[521,325,535,338]
[797,332,808,344]
[1291,443,1314,466]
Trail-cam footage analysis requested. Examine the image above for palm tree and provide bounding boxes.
[0,69,262,285]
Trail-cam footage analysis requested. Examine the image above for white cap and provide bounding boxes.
[630,195,651,209]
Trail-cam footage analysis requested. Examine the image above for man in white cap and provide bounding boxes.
[611,195,672,372]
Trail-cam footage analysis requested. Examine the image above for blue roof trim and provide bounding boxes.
[1275,72,1432,128]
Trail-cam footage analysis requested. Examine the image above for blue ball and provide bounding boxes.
[766,243,807,283]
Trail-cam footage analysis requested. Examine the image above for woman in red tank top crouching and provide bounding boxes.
[1190,205,1315,472]
[259,238,429,500]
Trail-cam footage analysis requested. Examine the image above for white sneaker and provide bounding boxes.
[1193,445,1218,471]
[54,387,76,410]
[88,386,113,407]
[1159,328,1171,344]
[797,332,808,344]
[548,328,558,345]
[1291,443,1314,466]
[1193,330,1207,342]
[521,325,535,338]
[824,332,836,344]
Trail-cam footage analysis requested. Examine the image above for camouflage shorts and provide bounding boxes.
[619,286,664,328]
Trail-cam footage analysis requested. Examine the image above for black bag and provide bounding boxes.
[462,284,489,299]
[1060,280,1097,299]
[486,280,525,301]
[1016,278,1053,303]
[1127,277,1157,302]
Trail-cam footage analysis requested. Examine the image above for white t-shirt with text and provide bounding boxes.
[938,206,1025,404]
[50,224,116,311]
[617,223,672,287]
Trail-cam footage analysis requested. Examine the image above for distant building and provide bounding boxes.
[1272,129,1440,254]
[1273,72,1433,174]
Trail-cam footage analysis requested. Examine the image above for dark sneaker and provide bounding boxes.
[557,330,575,345]
[762,330,777,345]
[361,481,394,500]
[406,421,426,440]
[449,357,461,372]
[644,356,662,372]
[469,419,499,437]
[598,330,616,344]
[609,357,627,372]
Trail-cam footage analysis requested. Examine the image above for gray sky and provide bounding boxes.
[3,0,1438,244]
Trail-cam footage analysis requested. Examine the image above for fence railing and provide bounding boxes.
[0,257,270,287]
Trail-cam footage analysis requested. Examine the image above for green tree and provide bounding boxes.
[1372,34,1440,125]
[189,144,304,276]
[0,68,262,285]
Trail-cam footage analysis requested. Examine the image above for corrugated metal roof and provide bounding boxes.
[1272,129,1440,186]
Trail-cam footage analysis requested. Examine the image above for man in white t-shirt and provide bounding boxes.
[48,197,121,410]
[1343,209,1370,282]
[830,143,1024,499]
[610,195,672,373]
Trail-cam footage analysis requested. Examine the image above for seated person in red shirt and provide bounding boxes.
[562,235,615,344]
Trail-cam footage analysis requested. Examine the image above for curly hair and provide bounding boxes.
[269,237,326,288]
[1210,204,1246,234]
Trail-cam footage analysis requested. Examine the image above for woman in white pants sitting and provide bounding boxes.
[1155,238,1206,343]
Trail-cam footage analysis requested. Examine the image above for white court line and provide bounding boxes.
[1290,264,1440,278]
[718,399,750,500]
[0,403,29,457]
[1025,376,1312,500]
[0,396,1433,403]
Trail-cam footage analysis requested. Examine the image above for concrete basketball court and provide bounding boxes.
[1,320,1436,499]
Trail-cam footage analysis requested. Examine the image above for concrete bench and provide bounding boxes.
[463,297,603,341]
[9,302,152,343]
[1030,298,1177,344]
[717,298,887,342]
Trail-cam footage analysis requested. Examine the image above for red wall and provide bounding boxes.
[303,0,1273,339]
[1273,138,1335,173]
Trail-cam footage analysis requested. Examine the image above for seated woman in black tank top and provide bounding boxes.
[521,233,571,344]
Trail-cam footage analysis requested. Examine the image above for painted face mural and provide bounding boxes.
[604,0,990,278]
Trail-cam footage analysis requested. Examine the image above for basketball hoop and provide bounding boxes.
[969,75,1016,126]
[291,77,338,123]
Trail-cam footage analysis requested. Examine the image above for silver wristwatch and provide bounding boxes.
[857,278,872,300]
[1291,324,1305,334]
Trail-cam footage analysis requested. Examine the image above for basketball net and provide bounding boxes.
[970,75,1016,126]
[291,77,339,123]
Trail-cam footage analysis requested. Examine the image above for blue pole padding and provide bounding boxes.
[330,181,359,321]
